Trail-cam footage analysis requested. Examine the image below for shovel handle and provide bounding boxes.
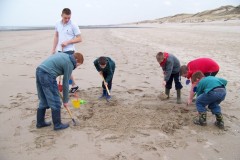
[100,74,111,96]
[58,91,76,125]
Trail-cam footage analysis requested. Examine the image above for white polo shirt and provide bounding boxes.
[55,19,81,52]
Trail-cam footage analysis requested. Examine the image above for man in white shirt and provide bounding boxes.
[52,8,82,93]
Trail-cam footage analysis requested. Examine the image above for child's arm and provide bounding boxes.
[164,61,173,82]
[187,83,196,105]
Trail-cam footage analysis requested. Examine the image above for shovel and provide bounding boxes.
[100,74,111,96]
[58,90,78,126]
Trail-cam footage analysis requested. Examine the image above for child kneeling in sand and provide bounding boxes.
[156,52,183,104]
[36,52,84,130]
[191,71,227,129]
[94,56,115,100]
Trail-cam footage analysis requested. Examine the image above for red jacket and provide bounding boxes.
[187,58,219,79]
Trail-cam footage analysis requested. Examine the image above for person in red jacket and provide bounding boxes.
[180,58,220,105]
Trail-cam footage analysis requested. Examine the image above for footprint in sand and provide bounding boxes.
[127,89,143,94]
[141,144,157,151]
[35,134,55,148]
[69,144,78,149]
[110,152,127,160]
[52,157,67,160]
[14,126,22,136]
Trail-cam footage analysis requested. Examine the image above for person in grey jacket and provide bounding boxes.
[156,52,182,104]
[36,52,84,130]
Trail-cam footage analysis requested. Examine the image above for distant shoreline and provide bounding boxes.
[0,25,149,31]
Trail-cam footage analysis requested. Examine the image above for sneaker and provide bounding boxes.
[69,86,79,93]
[98,94,106,99]
[98,89,107,100]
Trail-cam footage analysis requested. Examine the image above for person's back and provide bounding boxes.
[163,54,181,75]
[39,53,73,78]
[187,58,219,79]
[195,76,227,96]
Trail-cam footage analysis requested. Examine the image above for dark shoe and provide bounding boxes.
[51,109,69,131]
[215,113,224,129]
[106,95,112,101]
[98,89,107,99]
[176,89,182,104]
[69,86,79,93]
[105,89,111,101]
[165,88,170,99]
[193,112,207,126]
[36,108,51,128]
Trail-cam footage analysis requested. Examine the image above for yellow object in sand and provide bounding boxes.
[72,99,81,108]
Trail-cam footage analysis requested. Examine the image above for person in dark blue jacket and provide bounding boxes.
[94,56,115,100]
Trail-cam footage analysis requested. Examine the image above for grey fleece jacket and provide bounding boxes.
[161,54,181,82]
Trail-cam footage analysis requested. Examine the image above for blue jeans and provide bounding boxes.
[36,68,61,110]
[196,88,226,114]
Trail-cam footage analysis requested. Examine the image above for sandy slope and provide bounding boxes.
[0,20,240,160]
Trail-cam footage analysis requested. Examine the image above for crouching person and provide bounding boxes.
[36,52,84,130]
[94,56,115,100]
[192,71,227,129]
[156,52,183,104]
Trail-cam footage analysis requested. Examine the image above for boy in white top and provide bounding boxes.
[52,8,82,93]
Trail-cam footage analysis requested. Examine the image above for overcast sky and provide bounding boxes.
[0,0,239,26]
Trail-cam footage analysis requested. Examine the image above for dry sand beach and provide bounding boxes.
[0,20,240,160]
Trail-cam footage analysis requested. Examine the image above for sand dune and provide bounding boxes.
[136,5,240,24]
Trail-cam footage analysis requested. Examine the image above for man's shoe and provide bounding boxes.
[69,86,79,93]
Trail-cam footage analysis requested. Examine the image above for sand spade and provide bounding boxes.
[58,91,79,126]
[57,76,78,126]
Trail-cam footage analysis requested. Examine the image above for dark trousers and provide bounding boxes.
[58,51,74,55]
[102,72,114,90]
[166,72,183,90]
[204,71,218,77]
